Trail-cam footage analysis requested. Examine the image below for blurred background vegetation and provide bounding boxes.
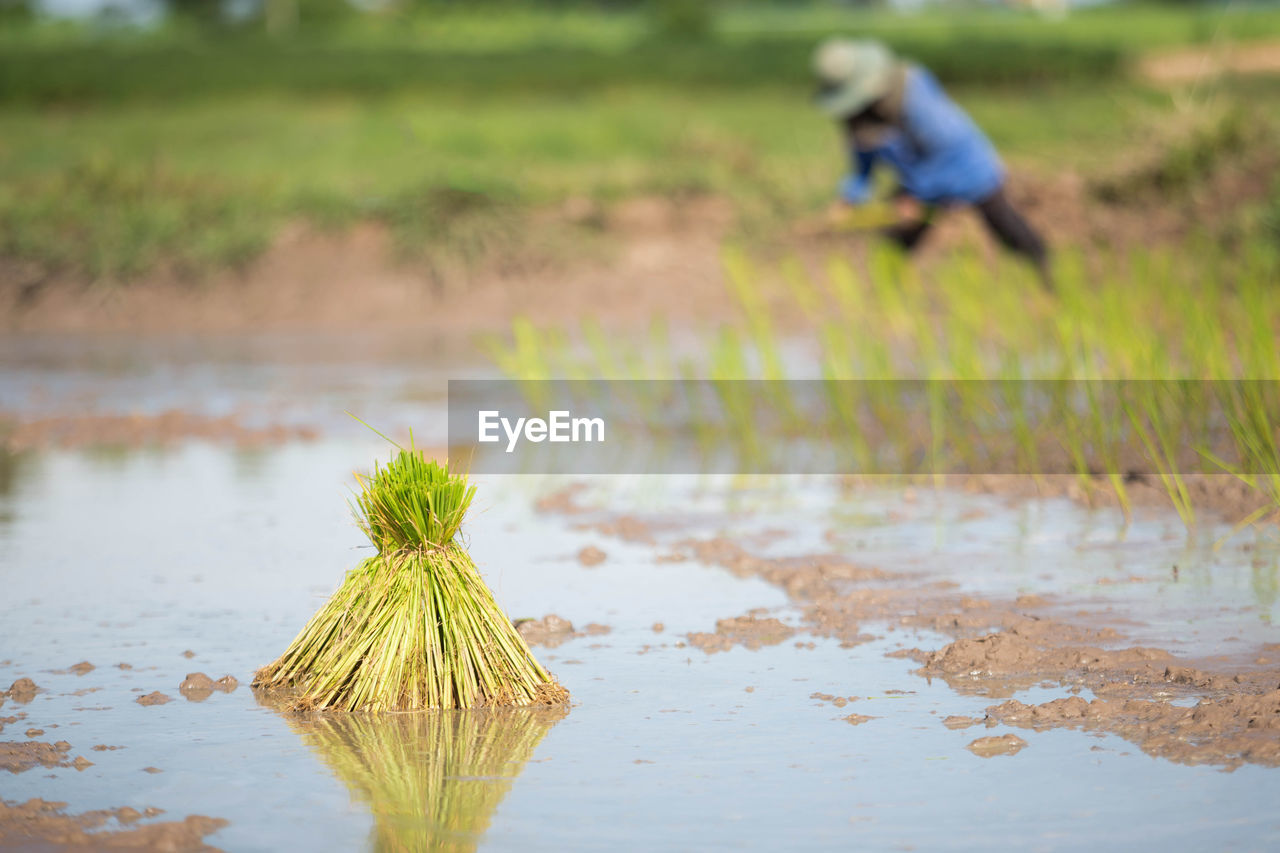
[1,0,1278,280]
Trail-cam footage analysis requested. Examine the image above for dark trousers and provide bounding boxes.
[883,187,1051,287]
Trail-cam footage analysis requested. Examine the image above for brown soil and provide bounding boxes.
[67,661,94,676]
[534,484,593,516]
[3,679,38,704]
[1,740,76,773]
[2,199,734,336]
[576,546,607,567]
[686,612,796,654]
[0,797,226,851]
[136,692,171,707]
[539,492,1280,770]
[943,715,981,730]
[1142,39,1280,84]
[178,674,240,703]
[967,734,1028,758]
[984,690,1280,770]
[1,411,319,453]
[810,692,861,708]
[5,133,1272,340]
[514,614,610,648]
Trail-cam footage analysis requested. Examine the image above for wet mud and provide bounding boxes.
[178,673,239,703]
[3,444,1278,849]
[1,411,318,452]
[0,797,226,851]
[515,615,612,649]
[540,488,1280,770]
[686,612,796,654]
[967,734,1028,758]
[1,741,79,774]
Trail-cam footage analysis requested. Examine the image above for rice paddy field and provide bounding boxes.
[4,1,1280,851]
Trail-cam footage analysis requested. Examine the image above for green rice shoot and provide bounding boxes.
[254,451,567,712]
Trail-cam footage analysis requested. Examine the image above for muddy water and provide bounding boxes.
[0,331,475,439]
[3,330,1280,849]
[2,438,1280,850]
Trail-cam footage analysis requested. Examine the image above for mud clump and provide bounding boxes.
[579,515,659,544]
[985,689,1280,769]
[0,798,226,851]
[136,692,171,707]
[967,734,1027,757]
[4,679,38,704]
[810,692,860,708]
[514,615,610,648]
[942,715,981,730]
[843,713,876,726]
[178,673,239,702]
[676,538,886,602]
[534,484,590,515]
[67,662,94,676]
[687,612,795,654]
[577,546,607,567]
[1,741,76,773]
[918,629,1171,694]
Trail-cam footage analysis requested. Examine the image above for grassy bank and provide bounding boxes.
[2,79,1196,280]
[0,36,1126,104]
[0,3,1278,281]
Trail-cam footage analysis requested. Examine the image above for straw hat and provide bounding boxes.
[812,38,895,118]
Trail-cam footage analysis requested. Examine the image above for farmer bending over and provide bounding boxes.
[813,38,1051,286]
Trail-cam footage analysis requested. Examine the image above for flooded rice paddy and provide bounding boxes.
[2,332,1279,851]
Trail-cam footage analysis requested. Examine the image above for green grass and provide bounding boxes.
[1,2,1278,279]
[0,35,1125,103]
[253,451,567,711]
[0,76,1245,280]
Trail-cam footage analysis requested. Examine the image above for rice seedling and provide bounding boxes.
[484,235,1280,531]
[254,450,567,712]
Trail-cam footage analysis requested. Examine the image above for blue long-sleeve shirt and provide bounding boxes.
[840,66,1004,206]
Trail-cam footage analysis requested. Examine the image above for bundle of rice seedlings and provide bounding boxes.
[254,450,567,711]
[288,705,565,852]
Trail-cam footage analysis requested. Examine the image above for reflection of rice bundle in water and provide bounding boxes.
[254,450,567,711]
[294,707,565,853]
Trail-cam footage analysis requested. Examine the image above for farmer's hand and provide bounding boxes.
[893,195,927,223]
